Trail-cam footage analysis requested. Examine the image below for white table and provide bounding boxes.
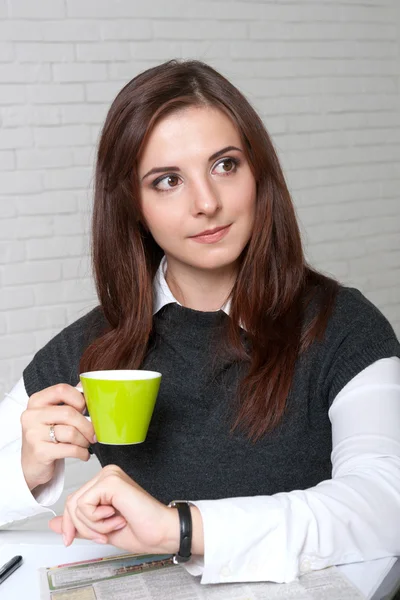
[0,530,124,599]
[0,530,397,599]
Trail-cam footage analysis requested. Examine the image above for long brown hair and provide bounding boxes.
[80,59,339,440]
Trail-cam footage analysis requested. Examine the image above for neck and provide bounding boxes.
[165,260,237,312]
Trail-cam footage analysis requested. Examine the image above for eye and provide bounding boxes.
[151,174,182,192]
[212,157,240,175]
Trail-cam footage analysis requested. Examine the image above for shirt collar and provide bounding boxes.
[153,255,232,316]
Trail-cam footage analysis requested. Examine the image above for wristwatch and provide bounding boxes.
[168,500,193,564]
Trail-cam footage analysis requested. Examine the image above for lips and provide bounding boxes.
[189,224,231,244]
[190,225,230,238]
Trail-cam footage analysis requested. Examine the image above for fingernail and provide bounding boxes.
[92,434,97,444]
[63,534,69,546]
[113,522,126,531]
[93,537,107,544]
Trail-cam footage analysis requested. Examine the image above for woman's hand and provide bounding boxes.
[21,384,96,492]
[48,465,181,555]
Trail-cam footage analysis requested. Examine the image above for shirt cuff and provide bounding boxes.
[0,449,65,526]
[186,497,294,585]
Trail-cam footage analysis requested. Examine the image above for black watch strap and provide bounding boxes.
[169,501,192,564]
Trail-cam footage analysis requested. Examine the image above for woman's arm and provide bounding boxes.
[0,378,64,526]
[187,357,400,583]
[51,356,400,586]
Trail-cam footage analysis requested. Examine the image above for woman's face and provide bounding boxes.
[138,105,257,275]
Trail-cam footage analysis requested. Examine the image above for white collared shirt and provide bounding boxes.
[1,259,400,584]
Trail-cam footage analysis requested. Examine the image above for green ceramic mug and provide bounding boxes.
[80,370,162,445]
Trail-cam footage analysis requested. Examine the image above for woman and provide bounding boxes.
[1,59,399,584]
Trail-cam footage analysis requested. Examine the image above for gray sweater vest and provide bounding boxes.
[23,287,400,505]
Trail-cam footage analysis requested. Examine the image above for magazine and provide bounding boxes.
[39,551,366,600]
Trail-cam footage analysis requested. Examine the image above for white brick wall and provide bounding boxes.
[1,0,400,526]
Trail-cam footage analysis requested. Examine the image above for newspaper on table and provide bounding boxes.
[39,551,366,600]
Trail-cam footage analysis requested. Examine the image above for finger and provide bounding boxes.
[75,505,126,534]
[39,405,95,445]
[61,471,106,544]
[63,500,107,546]
[43,423,95,449]
[48,515,63,534]
[29,383,86,414]
[62,503,78,547]
[35,440,91,463]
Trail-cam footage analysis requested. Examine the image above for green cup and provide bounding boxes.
[80,370,161,445]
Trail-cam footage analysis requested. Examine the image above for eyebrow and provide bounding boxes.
[141,145,243,182]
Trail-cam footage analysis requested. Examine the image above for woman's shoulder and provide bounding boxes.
[309,283,400,404]
[23,306,108,396]
[328,284,397,339]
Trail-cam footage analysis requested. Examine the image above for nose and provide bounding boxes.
[190,178,221,217]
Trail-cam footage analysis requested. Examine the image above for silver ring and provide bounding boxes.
[49,425,58,444]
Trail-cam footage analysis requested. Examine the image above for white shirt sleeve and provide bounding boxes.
[186,356,400,584]
[0,378,65,527]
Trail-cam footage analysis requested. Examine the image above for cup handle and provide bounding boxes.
[75,382,90,419]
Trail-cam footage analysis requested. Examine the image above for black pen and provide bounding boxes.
[0,555,23,585]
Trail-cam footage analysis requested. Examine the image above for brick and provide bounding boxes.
[0,198,17,218]
[152,20,247,40]
[41,20,100,41]
[66,0,186,18]
[16,192,77,215]
[60,104,108,125]
[34,125,91,147]
[9,0,65,18]
[348,252,400,276]
[299,198,400,227]
[54,213,90,236]
[76,42,130,62]
[17,148,74,170]
[357,269,400,292]
[52,63,107,83]
[129,41,182,60]
[249,21,396,41]
[1,105,60,127]
[62,255,91,279]
[0,128,33,150]
[16,42,74,63]
[0,63,51,83]
[366,286,400,308]
[0,241,25,264]
[0,333,36,359]
[27,83,85,104]
[284,144,400,171]
[99,20,151,40]
[34,278,96,304]
[231,40,397,60]
[107,60,164,83]
[72,146,96,166]
[0,20,43,41]
[0,43,14,61]
[26,235,87,260]
[85,81,127,102]
[7,306,67,334]
[66,299,98,322]
[0,151,15,170]
[3,261,61,285]
[17,215,54,239]
[0,85,27,105]
[181,41,232,59]
[43,167,92,190]
[0,286,34,310]
[1,171,42,195]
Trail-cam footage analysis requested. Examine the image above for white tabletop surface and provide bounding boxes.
[0,530,396,599]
